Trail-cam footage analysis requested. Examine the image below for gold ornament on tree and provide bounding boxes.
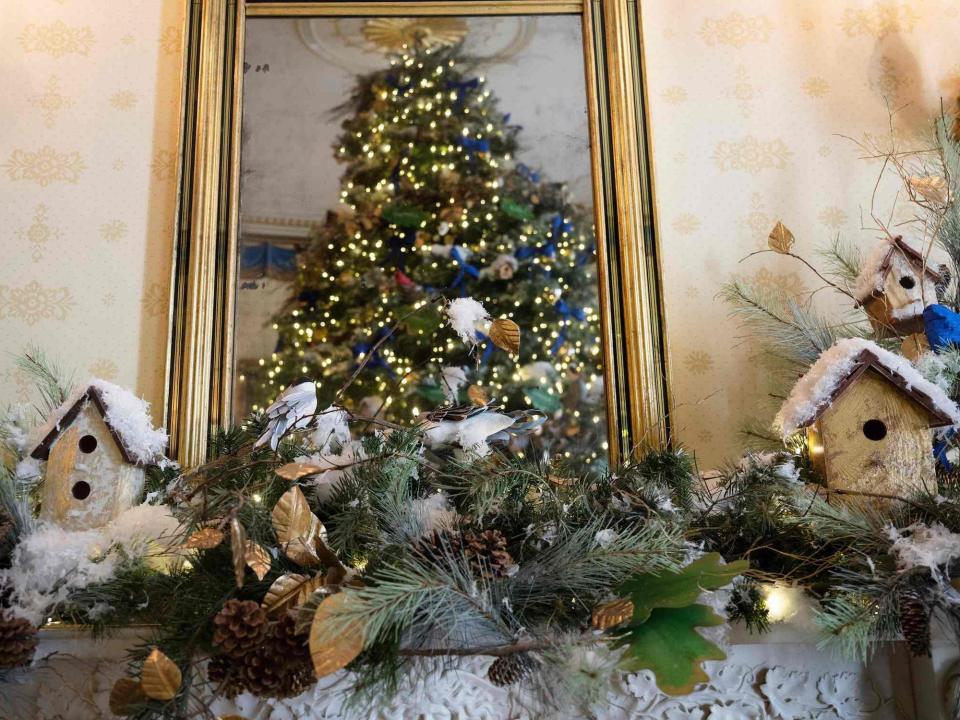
[363,18,468,51]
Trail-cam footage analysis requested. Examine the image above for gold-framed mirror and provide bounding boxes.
[167,0,667,469]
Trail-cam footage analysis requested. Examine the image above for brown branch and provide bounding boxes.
[397,636,558,658]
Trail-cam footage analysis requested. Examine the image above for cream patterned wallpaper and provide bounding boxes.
[0,1,185,419]
[641,0,960,467]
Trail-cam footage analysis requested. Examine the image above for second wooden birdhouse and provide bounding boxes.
[854,236,941,337]
[776,339,960,497]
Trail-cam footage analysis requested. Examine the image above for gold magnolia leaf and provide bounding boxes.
[262,572,327,614]
[908,175,948,204]
[244,540,272,581]
[140,648,182,701]
[276,462,327,481]
[767,221,795,254]
[310,593,365,678]
[182,528,224,550]
[592,598,635,631]
[284,535,322,568]
[272,486,317,544]
[109,677,146,716]
[230,518,247,589]
[488,318,521,355]
[467,384,488,406]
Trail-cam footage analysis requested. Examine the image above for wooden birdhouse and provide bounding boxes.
[27,382,166,530]
[854,236,941,338]
[776,339,960,497]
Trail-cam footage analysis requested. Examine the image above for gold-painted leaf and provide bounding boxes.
[900,332,930,362]
[592,598,635,631]
[488,318,521,355]
[109,677,146,716]
[467,385,488,406]
[284,535,322,568]
[244,540,272,581]
[908,175,948,204]
[140,648,182,701]
[230,519,246,589]
[182,528,224,550]
[767,221,795,254]
[276,462,327,481]
[310,593,365,678]
[262,572,328,614]
[272,486,317,544]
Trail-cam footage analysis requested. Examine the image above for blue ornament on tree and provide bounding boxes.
[923,303,960,352]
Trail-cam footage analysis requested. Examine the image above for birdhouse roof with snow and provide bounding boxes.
[27,380,167,466]
[853,236,942,304]
[775,338,960,438]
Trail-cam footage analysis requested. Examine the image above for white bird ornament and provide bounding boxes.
[255,377,318,450]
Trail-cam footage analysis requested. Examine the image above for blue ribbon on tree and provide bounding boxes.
[387,230,414,270]
[551,299,587,355]
[457,136,490,158]
[517,163,540,183]
[550,214,575,237]
[351,327,395,378]
[515,239,557,261]
[446,77,480,111]
[575,242,595,267]
[475,331,497,366]
[449,246,480,296]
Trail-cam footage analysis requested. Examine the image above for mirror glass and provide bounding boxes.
[234,14,608,467]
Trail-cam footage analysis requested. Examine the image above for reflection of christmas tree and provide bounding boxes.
[242,42,606,464]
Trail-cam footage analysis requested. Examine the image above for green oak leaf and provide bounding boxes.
[524,386,562,413]
[616,604,726,695]
[618,552,748,624]
[383,205,429,228]
[500,198,535,221]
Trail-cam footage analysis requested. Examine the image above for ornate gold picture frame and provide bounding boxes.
[167,0,667,468]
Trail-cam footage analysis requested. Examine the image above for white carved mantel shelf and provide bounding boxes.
[2,623,957,719]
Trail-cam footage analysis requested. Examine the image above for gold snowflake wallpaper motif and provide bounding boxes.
[712,135,792,174]
[30,75,73,128]
[4,146,85,186]
[17,204,62,262]
[19,20,94,57]
[0,281,74,326]
[698,12,774,49]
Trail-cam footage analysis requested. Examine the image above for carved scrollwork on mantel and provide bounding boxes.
[8,629,923,720]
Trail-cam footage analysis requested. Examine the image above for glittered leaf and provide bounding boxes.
[244,540,272,581]
[181,528,224,550]
[109,677,146,716]
[140,648,182,701]
[489,318,520,354]
[276,462,327,481]
[262,573,327,614]
[310,593,365,678]
[768,221,795,254]
[230,519,247,589]
[616,604,726,695]
[618,553,748,625]
[500,197,534,221]
[592,598,635,631]
[467,385,488,405]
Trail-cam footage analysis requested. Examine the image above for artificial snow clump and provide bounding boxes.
[440,366,468,403]
[90,378,169,465]
[411,491,458,536]
[594,528,618,548]
[887,522,960,578]
[301,441,369,502]
[445,297,490,347]
[310,405,351,453]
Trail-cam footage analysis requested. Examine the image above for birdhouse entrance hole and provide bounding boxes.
[899,276,916,290]
[78,434,98,453]
[862,419,887,441]
[71,480,91,500]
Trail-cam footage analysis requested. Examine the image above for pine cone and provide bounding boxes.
[212,599,269,659]
[487,653,539,687]
[0,612,38,670]
[899,589,931,657]
[463,529,515,579]
[208,614,315,700]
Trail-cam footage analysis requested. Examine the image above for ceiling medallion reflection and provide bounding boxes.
[362,18,468,51]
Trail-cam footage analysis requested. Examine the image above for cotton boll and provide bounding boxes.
[887,522,960,578]
[440,366,468,403]
[411,491,458,536]
[310,405,351,453]
[302,440,369,503]
[445,297,490,347]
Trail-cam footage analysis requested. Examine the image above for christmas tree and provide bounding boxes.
[241,42,606,464]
